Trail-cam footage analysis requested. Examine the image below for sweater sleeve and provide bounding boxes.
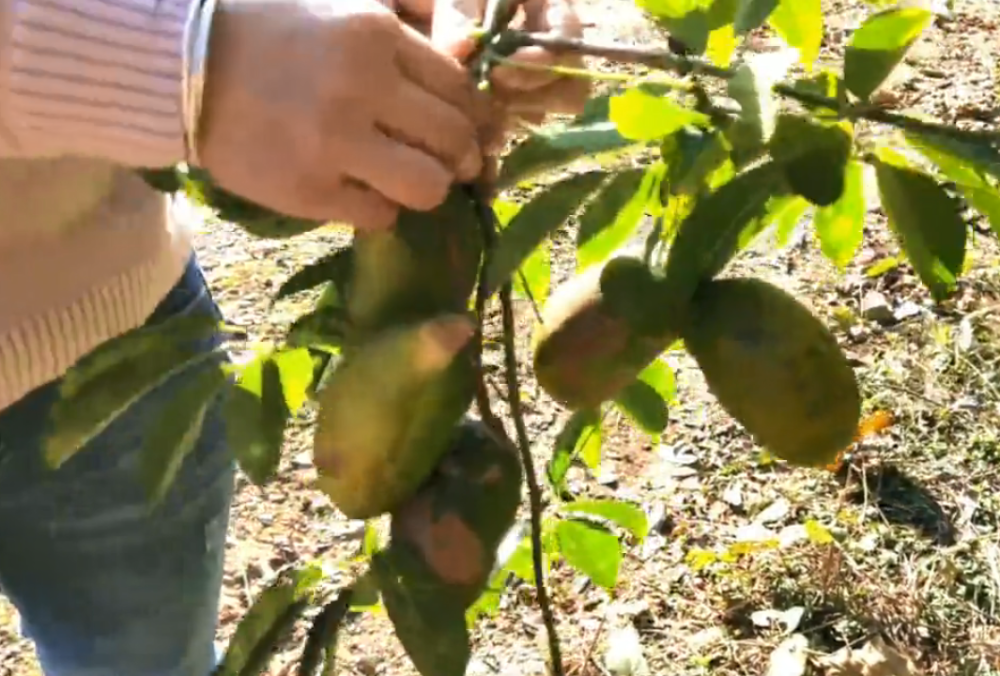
[0,0,191,168]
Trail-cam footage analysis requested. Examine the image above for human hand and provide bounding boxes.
[197,0,493,231]
[426,0,591,124]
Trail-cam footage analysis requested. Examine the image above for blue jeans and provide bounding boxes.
[0,257,236,676]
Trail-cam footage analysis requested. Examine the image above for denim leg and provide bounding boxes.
[0,258,237,676]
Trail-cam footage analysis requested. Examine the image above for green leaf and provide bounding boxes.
[44,319,220,469]
[767,0,822,69]
[636,0,711,19]
[962,185,1000,238]
[609,88,709,142]
[662,127,733,197]
[814,160,866,269]
[874,150,967,301]
[497,94,637,190]
[788,70,842,113]
[639,357,676,402]
[271,347,316,416]
[498,194,539,301]
[639,0,736,55]
[843,7,934,101]
[764,194,811,249]
[58,312,221,399]
[286,306,350,350]
[637,0,712,52]
[486,171,607,294]
[561,499,650,542]
[662,160,786,305]
[273,248,353,304]
[554,517,622,590]
[706,21,738,67]
[216,563,324,676]
[548,409,602,494]
[349,569,382,610]
[140,364,227,505]
[512,239,551,306]
[296,586,354,676]
[902,132,1000,183]
[905,131,1000,236]
[769,114,854,207]
[139,167,183,193]
[577,168,654,270]
[222,353,293,485]
[372,548,471,676]
[181,166,325,240]
[726,49,798,156]
[734,0,778,34]
[615,379,669,434]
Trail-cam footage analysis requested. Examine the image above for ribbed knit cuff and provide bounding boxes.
[1,0,192,168]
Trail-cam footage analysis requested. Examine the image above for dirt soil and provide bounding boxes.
[3,0,1000,675]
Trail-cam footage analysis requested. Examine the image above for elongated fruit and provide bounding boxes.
[387,418,523,609]
[533,256,683,410]
[347,186,483,336]
[681,277,861,467]
[312,314,478,519]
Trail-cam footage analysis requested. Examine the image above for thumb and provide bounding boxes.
[431,0,483,60]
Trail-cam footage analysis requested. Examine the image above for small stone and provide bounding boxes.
[893,300,922,321]
[861,291,895,324]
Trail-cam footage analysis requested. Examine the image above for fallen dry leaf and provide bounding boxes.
[820,636,920,676]
[765,633,809,676]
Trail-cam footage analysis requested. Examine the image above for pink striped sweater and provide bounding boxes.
[0,0,196,411]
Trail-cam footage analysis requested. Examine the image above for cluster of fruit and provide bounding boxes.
[308,186,523,621]
[534,227,862,470]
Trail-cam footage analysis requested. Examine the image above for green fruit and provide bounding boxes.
[533,256,682,411]
[347,186,483,336]
[681,277,861,467]
[388,419,523,608]
[312,314,478,519]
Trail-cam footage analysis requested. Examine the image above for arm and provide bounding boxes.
[0,0,189,167]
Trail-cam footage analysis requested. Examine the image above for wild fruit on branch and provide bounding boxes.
[681,277,862,468]
[312,313,479,520]
[532,254,682,411]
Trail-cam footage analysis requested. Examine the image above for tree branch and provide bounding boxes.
[501,30,1000,145]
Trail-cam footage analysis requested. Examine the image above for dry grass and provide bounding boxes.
[3,1,1000,675]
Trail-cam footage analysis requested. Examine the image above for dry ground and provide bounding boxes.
[3,0,1000,674]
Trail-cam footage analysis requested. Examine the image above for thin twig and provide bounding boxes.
[465,13,565,674]
[468,183,508,439]
[498,281,564,676]
[503,30,1000,145]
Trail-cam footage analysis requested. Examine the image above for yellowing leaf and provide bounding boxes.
[844,7,934,100]
[804,519,835,545]
[609,88,709,142]
[555,517,622,589]
[706,22,738,67]
[768,0,822,70]
[576,168,655,270]
[685,549,718,571]
[814,160,866,269]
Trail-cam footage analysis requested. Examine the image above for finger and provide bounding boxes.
[378,80,482,180]
[501,75,590,116]
[430,0,482,54]
[490,0,585,90]
[524,0,584,40]
[297,178,400,231]
[341,129,455,212]
[394,22,479,115]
